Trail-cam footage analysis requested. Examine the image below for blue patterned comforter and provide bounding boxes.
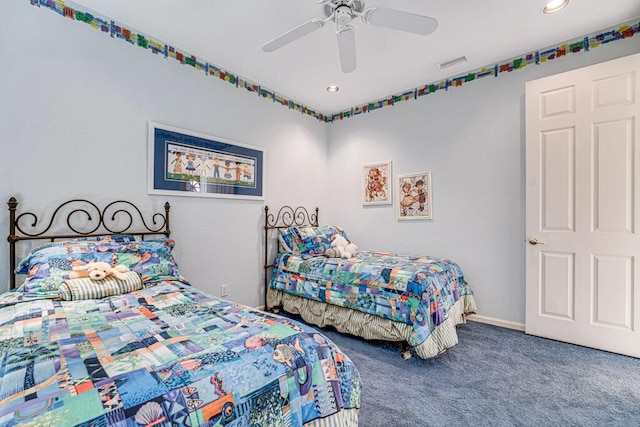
[0,281,360,426]
[270,251,474,347]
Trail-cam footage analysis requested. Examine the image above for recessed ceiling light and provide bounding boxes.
[542,0,569,14]
[327,85,339,93]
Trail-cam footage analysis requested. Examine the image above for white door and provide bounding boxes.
[525,53,640,357]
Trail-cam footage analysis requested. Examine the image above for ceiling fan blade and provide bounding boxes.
[337,25,356,73]
[363,7,438,35]
[263,18,325,52]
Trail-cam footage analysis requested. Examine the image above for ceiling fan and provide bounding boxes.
[262,0,438,73]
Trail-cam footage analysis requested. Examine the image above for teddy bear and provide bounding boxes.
[69,262,130,281]
[325,235,358,259]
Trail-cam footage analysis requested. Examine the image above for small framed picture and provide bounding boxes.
[397,172,432,220]
[362,161,392,205]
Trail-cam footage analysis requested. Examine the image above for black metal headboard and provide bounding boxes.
[263,205,318,309]
[7,197,171,290]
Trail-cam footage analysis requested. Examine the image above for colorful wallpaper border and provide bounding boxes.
[30,0,639,123]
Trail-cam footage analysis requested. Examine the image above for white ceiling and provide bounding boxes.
[72,0,640,114]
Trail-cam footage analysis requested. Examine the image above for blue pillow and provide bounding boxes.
[15,235,138,274]
[287,226,350,259]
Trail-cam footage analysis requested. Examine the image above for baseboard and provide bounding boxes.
[467,314,525,331]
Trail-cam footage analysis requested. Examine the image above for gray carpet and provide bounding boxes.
[301,319,640,426]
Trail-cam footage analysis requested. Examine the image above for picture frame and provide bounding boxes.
[397,172,432,220]
[148,122,264,200]
[362,161,392,205]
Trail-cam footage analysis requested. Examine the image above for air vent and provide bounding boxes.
[436,56,468,71]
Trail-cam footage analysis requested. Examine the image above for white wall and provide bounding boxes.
[2,2,639,325]
[0,1,329,306]
[326,38,640,325]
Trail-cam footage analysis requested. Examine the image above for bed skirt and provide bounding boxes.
[304,408,359,427]
[268,288,477,359]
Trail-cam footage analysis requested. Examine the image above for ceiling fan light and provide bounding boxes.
[335,5,353,26]
[542,0,569,14]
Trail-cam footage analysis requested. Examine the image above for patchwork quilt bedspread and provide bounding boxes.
[270,251,473,347]
[0,281,361,426]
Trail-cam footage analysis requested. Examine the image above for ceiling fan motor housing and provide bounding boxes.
[324,1,364,20]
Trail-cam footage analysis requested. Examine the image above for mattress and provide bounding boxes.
[0,280,361,426]
[269,251,476,351]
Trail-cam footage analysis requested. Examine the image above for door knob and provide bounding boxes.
[528,237,545,245]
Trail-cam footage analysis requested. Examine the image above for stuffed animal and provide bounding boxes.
[69,262,129,281]
[324,248,340,258]
[344,241,358,259]
[325,235,358,259]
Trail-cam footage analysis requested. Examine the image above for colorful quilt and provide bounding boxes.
[0,280,361,426]
[270,251,474,347]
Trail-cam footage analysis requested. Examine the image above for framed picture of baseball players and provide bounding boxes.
[397,172,432,220]
[148,122,264,200]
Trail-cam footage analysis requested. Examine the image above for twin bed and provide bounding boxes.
[264,205,477,360]
[1,198,360,426]
[0,198,477,426]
